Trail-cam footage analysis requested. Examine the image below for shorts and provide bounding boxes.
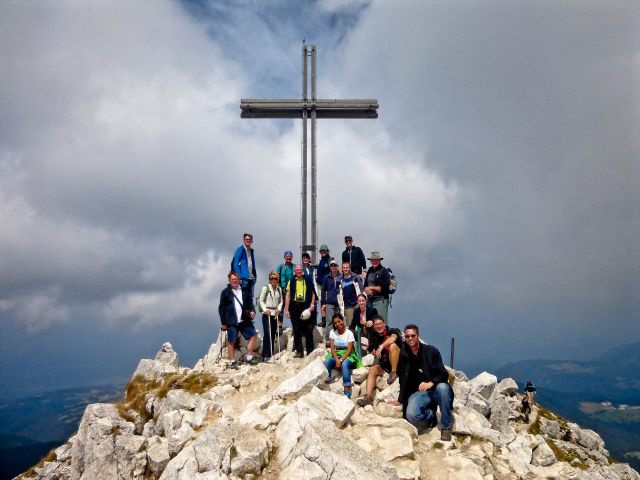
[372,355,391,373]
[226,323,257,344]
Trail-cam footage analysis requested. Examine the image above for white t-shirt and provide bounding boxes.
[330,329,355,350]
[232,287,243,322]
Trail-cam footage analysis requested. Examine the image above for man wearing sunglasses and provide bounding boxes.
[341,235,367,276]
[397,324,454,441]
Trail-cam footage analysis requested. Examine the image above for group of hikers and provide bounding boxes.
[218,233,455,441]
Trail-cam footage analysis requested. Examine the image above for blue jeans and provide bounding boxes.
[406,383,453,429]
[324,357,354,387]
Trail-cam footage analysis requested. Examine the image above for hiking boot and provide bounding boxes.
[344,389,352,399]
[440,428,452,442]
[387,372,398,385]
[245,356,260,365]
[229,361,238,370]
[356,395,373,407]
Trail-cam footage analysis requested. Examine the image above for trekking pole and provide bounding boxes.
[276,315,281,354]
[267,312,272,360]
[450,337,455,369]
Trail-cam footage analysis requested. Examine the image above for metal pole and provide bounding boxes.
[301,44,308,259]
[450,337,455,369]
[310,45,318,264]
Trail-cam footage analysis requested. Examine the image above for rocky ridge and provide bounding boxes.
[17,331,640,480]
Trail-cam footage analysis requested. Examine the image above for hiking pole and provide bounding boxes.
[267,312,272,360]
[450,337,455,369]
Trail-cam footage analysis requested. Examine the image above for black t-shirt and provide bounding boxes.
[367,326,402,353]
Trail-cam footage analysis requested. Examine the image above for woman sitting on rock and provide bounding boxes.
[324,313,362,398]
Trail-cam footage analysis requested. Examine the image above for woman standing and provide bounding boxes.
[350,294,379,358]
[259,272,283,362]
[324,313,362,398]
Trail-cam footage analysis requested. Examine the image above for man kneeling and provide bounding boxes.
[398,324,454,441]
[356,315,402,407]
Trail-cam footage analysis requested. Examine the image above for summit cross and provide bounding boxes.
[240,44,379,263]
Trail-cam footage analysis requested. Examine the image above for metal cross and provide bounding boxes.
[240,43,379,263]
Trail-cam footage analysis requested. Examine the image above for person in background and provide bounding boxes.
[364,251,391,322]
[342,235,367,276]
[301,251,314,279]
[277,250,295,292]
[338,261,363,328]
[218,272,258,369]
[285,264,316,358]
[321,258,341,344]
[316,244,332,288]
[324,313,362,398]
[524,379,537,404]
[258,272,283,362]
[350,293,379,358]
[232,233,257,298]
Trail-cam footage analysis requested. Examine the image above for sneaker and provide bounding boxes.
[356,395,373,407]
[386,372,398,385]
[229,361,238,370]
[344,389,352,399]
[440,428,452,442]
[245,356,259,365]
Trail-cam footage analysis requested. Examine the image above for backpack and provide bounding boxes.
[387,267,398,295]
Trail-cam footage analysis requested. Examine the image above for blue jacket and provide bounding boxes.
[218,284,255,327]
[321,274,341,306]
[232,245,256,281]
[316,254,331,285]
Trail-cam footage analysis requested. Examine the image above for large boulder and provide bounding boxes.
[272,357,327,400]
[468,371,497,400]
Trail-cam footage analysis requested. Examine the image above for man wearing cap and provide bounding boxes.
[316,244,331,287]
[232,233,257,298]
[364,251,391,322]
[285,264,317,357]
[338,261,364,327]
[321,258,341,343]
[277,251,295,292]
[342,235,367,276]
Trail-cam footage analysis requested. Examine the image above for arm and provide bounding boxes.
[259,286,269,313]
[218,290,228,329]
[285,288,291,318]
[276,287,283,313]
[231,247,242,275]
[308,278,316,311]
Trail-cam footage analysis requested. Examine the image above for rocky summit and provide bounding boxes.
[17,330,639,480]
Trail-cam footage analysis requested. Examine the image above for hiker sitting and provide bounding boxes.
[259,271,283,362]
[356,315,402,407]
[324,313,362,398]
[349,293,379,358]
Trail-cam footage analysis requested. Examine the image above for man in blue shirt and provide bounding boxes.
[232,233,256,298]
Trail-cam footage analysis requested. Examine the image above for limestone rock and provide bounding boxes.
[272,357,326,400]
[469,371,497,400]
[489,395,511,433]
[452,405,502,445]
[466,391,491,417]
[159,422,269,480]
[352,367,369,383]
[165,389,196,412]
[147,437,170,477]
[168,422,195,456]
[156,342,179,367]
[496,377,519,396]
[531,435,556,467]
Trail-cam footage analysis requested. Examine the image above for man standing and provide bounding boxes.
[342,235,367,276]
[398,324,453,441]
[356,315,402,407]
[218,272,258,369]
[285,264,317,358]
[364,251,391,322]
[316,244,331,288]
[276,250,295,292]
[321,258,341,342]
[338,262,363,327]
[232,233,256,298]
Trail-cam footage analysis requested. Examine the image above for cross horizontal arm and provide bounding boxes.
[240,98,379,119]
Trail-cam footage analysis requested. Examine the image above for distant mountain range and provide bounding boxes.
[496,340,640,472]
[0,384,123,479]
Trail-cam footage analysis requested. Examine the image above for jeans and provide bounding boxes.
[242,278,256,300]
[324,357,355,387]
[406,383,453,429]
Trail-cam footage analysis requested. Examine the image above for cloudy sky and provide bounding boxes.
[1,0,638,399]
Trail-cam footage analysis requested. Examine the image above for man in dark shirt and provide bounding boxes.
[364,251,391,322]
[338,262,363,327]
[356,315,402,407]
[398,324,454,441]
[342,235,367,275]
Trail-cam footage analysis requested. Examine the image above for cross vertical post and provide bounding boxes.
[240,44,379,263]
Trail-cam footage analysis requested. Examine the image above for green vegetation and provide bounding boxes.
[545,439,588,470]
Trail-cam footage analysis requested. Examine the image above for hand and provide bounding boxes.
[364,287,374,295]
[335,359,342,368]
[249,311,255,319]
[275,309,281,316]
[321,305,326,314]
[375,346,383,358]
[220,325,228,331]
[309,304,315,311]
[285,310,290,319]
[366,320,373,328]
[418,381,433,392]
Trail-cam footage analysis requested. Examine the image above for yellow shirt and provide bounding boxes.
[294,278,306,302]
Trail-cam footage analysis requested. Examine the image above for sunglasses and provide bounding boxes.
[269,277,278,281]
[405,334,418,338]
